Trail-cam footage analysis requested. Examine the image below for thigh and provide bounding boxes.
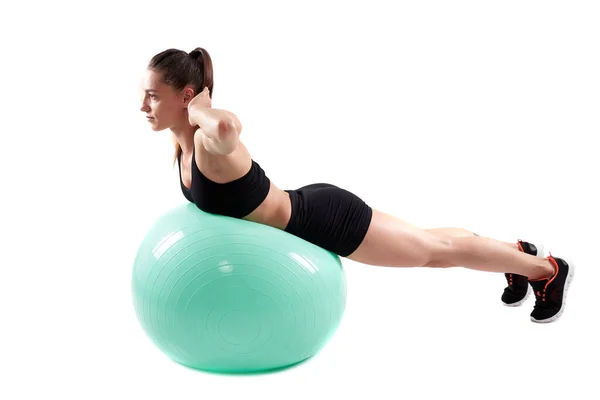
[346,208,450,267]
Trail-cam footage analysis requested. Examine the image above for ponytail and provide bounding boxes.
[189,47,214,97]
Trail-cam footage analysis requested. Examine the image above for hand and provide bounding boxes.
[188,86,212,110]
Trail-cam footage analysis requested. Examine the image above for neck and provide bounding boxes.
[170,120,197,156]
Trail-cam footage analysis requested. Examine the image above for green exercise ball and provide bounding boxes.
[131,203,347,373]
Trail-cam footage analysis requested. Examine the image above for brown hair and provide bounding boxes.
[147,47,214,165]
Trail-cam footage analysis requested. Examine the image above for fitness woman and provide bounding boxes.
[139,47,575,323]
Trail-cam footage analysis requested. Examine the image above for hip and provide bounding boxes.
[283,183,373,256]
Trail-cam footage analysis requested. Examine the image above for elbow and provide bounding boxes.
[214,121,240,155]
[223,111,242,136]
[216,119,240,142]
[232,116,242,134]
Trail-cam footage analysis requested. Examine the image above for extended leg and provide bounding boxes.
[346,208,574,323]
[347,209,554,280]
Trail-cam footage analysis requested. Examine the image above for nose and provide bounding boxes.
[139,89,151,113]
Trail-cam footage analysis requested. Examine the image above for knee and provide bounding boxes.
[422,236,456,268]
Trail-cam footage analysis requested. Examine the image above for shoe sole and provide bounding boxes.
[502,285,532,307]
[530,261,576,323]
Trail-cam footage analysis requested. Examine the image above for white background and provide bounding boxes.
[2,0,599,399]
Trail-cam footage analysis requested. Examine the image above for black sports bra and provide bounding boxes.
[177,148,271,218]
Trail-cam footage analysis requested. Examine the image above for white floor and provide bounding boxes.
[2,1,598,399]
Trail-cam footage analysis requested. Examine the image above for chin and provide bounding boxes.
[149,121,166,131]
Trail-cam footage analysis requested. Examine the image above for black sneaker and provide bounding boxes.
[528,254,575,323]
[501,241,544,306]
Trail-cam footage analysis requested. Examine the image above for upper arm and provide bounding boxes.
[194,125,240,155]
[190,108,242,155]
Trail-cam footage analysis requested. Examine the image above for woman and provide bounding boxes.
[139,47,574,323]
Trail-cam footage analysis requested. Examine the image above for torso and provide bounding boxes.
[179,129,292,230]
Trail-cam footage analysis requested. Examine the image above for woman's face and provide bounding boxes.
[139,69,187,131]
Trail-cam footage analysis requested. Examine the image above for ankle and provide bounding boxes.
[528,259,555,281]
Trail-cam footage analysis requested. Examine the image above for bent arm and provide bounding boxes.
[188,105,242,155]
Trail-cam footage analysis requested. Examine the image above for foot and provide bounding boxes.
[501,241,544,306]
[528,254,575,323]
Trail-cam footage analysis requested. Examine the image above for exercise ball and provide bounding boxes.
[131,203,346,373]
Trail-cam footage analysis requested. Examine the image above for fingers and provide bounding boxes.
[203,87,212,107]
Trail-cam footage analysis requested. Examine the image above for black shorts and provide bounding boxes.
[284,183,373,257]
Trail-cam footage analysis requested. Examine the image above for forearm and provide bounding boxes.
[188,105,241,140]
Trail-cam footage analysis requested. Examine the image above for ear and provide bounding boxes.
[182,86,196,107]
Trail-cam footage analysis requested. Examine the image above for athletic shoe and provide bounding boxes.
[501,241,544,306]
[528,253,575,323]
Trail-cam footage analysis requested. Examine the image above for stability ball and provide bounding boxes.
[131,203,347,373]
